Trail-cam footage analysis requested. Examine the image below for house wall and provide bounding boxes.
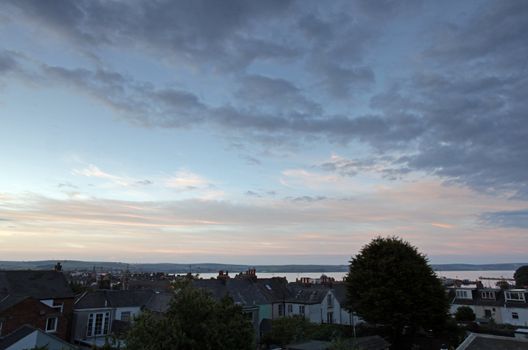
[307,303,321,323]
[338,308,363,326]
[472,305,503,324]
[258,304,272,322]
[115,306,141,321]
[72,308,114,342]
[0,297,73,341]
[320,290,339,324]
[501,307,528,326]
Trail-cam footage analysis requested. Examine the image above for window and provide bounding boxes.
[327,294,333,306]
[299,305,305,315]
[326,312,333,324]
[512,312,519,320]
[481,291,495,299]
[278,304,284,317]
[287,304,292,313]
[484,309,492,318]
[0,320,3,336]
[46,317,58,333]
[505,292,526,302]
[87,312,110,337]
[455,290,471,299]
[121,311,131,322]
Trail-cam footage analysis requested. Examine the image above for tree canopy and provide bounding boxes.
[345,237,448,340]
[514,265,528,287]
[454,306,476,322]
[126,286,254,350]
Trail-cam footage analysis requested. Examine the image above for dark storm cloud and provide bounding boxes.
[480,210,528,229]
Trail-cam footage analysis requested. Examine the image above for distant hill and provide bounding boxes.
[0,260,526,273]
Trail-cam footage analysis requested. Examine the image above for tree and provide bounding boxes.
[262,316,315,346]
[346,237,449,344]
[514,265,528,287]
[126,286,254,350]
[454,306,475,322]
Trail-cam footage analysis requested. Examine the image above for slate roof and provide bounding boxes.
[332,283,351,308]
[287,336,390,350]
[350,336,391,350]
[254,277,292,303]
[193,278,269,306]
[0,270,74,300]
[0,324,35,350]
[288,284,330,304]
[451,288,528,309]
[145,291,173,313]
[456,333,528,350]
[0,295,29,313]
[74,289,154,309]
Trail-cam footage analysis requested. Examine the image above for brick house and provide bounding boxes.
[0,270,75,340]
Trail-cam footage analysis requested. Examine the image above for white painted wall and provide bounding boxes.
[501,307,528,327]
[115,306,142,321]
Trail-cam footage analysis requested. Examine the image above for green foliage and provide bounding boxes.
[262,316,316,346]
[125,286,254,350]
[346,237,449,339]
[514,265,528,287]
[454,306,475,322]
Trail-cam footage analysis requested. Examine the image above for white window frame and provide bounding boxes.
[481,291,495,299]
[299,305,305,315]
[87,311,111,337]
[45,317,58,333]
[120,311,131,322]
[505,292,526,302]
[456,290,471,299]
[287,304,292,313]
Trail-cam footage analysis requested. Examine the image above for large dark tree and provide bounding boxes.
[126,286,254,350]
[514,265,528,287]
[346,237,448,343]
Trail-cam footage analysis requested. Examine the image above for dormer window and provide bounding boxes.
[505,291,526,302]
[481,291,495,299]
[455,290,472,299]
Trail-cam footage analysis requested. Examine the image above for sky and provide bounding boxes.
[0,0,527,265]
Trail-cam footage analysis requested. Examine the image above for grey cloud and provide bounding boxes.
[2,0,297,72]
[237,74,321,114]
[2,1,527,200]
[57,182,79,189]
[288,195,326,203]
[136,180,153,186]
[241,155,261,166]
[245,191,261,198]
[480,210,528,229]
[316,64,375,99]
[0,50,18,73]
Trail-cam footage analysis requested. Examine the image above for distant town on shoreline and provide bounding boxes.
[1,260,527,273]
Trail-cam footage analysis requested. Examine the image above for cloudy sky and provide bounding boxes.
[0,0,527,264]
